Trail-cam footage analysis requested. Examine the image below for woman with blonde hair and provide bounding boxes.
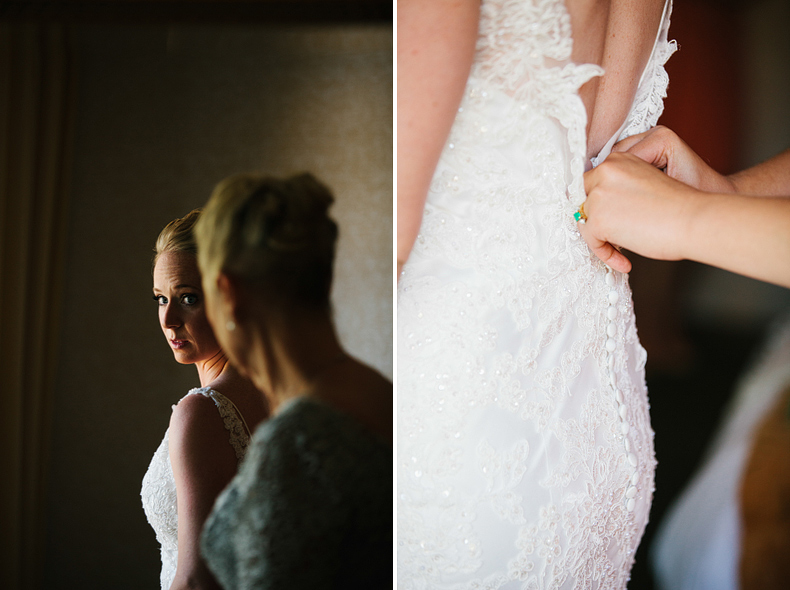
[141,209,269,590]
[195,173,392,589]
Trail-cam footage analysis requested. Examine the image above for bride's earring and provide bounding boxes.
[226,320,236,331]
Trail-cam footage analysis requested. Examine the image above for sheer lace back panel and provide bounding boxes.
[398,1,675,588]
[140,387,252,590]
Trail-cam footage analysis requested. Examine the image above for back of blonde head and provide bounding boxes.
[195,173,338,308]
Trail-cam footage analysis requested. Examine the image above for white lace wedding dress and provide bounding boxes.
[141,387,252,590]
[397,1,675,588]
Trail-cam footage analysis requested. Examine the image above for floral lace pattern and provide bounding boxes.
[140,387,251,590]
[398,1,673,589]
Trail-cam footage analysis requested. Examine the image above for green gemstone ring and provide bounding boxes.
[574,202,587,224]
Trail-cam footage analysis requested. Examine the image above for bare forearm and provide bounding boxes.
[682,193,790,287]
[729,149,790,197]
[397,0,480,272]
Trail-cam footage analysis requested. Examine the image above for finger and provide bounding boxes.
[578,217,633,273]
[583,164,602,195]
[591,241,632,274]
[583,153,635,195]
[625,137,670,170]
[611,131,649,154]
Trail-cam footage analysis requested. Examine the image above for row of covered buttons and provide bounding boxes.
[605,268,639,512]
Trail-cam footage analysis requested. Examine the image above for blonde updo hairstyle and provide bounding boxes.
[195,173,338,309]
[153,208,202,271]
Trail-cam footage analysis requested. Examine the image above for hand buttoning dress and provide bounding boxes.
[397,1,675,588]
[141,387,252,590]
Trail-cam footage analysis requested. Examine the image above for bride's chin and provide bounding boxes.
[172,351,194,365]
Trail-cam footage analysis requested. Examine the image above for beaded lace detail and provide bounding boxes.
[140,387,252,590]
[397,1,674,589]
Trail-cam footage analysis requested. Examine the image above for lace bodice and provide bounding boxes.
[448,0,676,210]
[140,387,252,590]
[201,396,392,589]
[398,1,675,589]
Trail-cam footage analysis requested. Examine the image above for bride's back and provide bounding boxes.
[566,0,667,158]
[398,3,675,588]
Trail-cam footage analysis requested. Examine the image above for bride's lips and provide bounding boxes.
[170,339,188,350]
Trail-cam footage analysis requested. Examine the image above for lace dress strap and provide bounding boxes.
[220,395,253,438]
[183,387,253,462]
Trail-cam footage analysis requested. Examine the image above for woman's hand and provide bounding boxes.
[580,125,732,274]
[611,125,737,193]
[580,151,790,287]
[580,152,700,273]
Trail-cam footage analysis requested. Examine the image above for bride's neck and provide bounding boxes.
[196,351,230,387]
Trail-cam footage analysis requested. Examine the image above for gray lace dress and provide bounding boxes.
[201,396,392,589]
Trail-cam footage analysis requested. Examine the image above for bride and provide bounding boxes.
[397,0,675,588]
[141,210,269,589]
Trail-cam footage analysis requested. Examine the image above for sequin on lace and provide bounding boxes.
[140,387,252,590]
[397,1,673,588]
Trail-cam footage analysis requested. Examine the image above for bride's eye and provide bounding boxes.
[181,293,198,306]
[153,295,167,305]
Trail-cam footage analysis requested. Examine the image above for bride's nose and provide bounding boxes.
[161,301,182,329]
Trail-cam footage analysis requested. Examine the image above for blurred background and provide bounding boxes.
[0,1,391,589]
[627,0,790,588]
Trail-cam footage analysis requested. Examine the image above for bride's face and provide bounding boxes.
[152,250,221,365]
